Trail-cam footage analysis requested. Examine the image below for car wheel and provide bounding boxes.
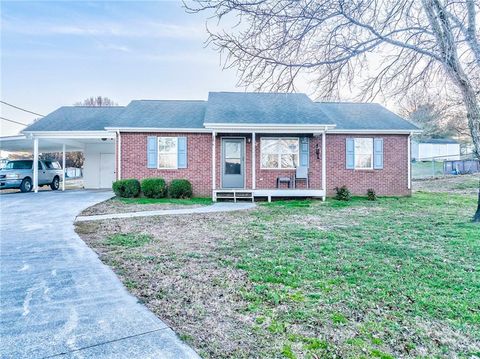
[50,176,60,191]
[20,178,33,192]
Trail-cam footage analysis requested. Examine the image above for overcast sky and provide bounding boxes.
[1,0,244,136]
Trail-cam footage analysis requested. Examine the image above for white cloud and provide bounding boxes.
[2,18,206,40]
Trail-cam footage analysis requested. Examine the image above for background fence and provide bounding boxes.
[412,154,479,179]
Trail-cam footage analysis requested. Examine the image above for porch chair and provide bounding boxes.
[294,166,309,189]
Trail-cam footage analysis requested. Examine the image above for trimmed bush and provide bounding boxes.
[367,188,377,201]
[168,179,193,199]
[112,179,141,198]
[141,178,167,198]
[334,186,351,201]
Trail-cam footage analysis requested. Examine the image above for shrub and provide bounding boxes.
[367,188,377,201]
[112,179,141,198]
[335,186,351,201]
[169,179,193,199]
[141,178,167,198]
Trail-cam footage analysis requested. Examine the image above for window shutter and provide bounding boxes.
[346,138,355,169]
[177,137,187,168]
[147,136,157,169]
[374,138,384,169]
[299,137,309,167]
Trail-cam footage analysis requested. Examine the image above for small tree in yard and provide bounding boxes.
[188,0,480,221]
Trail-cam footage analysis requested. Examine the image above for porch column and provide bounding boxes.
[62,143,66,191]
[252,132,256,190]
[33,138,39,193]
[321,131,326,201]
[212,131,216,191]
[117,131,122,180]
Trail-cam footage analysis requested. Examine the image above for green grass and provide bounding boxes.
[82,187,480,358]
[227,192,480,357]
[117,196,212,205]
[454,178,479,190]
[106,233,152,247]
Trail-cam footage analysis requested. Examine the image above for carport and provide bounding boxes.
[0,131,116,192]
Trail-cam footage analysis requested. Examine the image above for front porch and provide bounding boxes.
[209,124,331,202]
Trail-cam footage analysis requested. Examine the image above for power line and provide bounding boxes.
[0,101,44,117]
[0,116,29,126]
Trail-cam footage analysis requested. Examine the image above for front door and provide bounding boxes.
[99,153,115,189]
[222,138,244,188]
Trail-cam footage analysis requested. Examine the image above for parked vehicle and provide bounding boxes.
[0,160,63,192]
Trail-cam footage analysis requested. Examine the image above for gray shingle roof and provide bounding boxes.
[113,100,206,128]
[24,106,126,131]
[204,92,335,125]
[316,102,419,130]
[22,92,419,132]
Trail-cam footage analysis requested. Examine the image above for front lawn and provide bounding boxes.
[76,187,479,358]
[80,196,212,216]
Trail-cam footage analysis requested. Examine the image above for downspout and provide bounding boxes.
[407,132,412,191]
[116,130,121,180]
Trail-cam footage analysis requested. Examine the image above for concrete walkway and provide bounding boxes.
[76,202,256,222]
[0,190,200,359]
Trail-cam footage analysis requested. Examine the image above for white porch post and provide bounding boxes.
[212,131,216,198]
[62,143,66,191]
[33,138,39,193]
[252,132,256,190]
[117,131,122,180]
[321,131,326,201]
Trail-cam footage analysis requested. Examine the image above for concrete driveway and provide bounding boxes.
[0,190,200,359]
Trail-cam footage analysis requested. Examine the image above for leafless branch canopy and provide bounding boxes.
[186,0,480,101]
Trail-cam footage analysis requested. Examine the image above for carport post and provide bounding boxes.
[33,138,39,193]
[62,143,66,191]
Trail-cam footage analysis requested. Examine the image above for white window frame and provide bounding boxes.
[260,137,300,170]
[354,137,374,170]
[157,137,178,169]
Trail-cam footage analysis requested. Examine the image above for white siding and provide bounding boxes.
[83,143,115,189]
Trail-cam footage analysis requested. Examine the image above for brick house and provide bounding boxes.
[2,92,419,200]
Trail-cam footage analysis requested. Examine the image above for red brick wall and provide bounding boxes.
[120,132,410,198]
[326,134,410,196]
[120,132,212,196]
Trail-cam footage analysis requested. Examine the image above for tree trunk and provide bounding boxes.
[474,186,480,222]
[458,83,480,222]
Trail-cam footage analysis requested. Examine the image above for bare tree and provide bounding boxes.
[400,90,469,139]
[187,0,480,221]
[74,96,118,107]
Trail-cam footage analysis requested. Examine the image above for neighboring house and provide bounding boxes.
[411,138,461,161]
[0,92,419,200]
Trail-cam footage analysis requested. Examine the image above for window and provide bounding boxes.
[5,160,32,170]
[44,161,61,169]
[261,138,299,169]
[354,138,373,169]
[158,137,178,169]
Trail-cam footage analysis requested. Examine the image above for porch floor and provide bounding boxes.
[213,189,326,202]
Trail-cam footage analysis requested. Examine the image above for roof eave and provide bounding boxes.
[105,127,211,133]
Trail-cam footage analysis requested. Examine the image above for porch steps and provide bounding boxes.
[215,191,254,202]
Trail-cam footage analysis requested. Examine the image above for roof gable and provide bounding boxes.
[205,92,334,125]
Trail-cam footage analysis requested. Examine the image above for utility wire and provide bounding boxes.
[0,100,44,117]
[0,116,29,126]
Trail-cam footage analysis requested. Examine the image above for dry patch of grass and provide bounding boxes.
[76,190,480,358]
[413,174,479,195]
[80,197,211,216]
